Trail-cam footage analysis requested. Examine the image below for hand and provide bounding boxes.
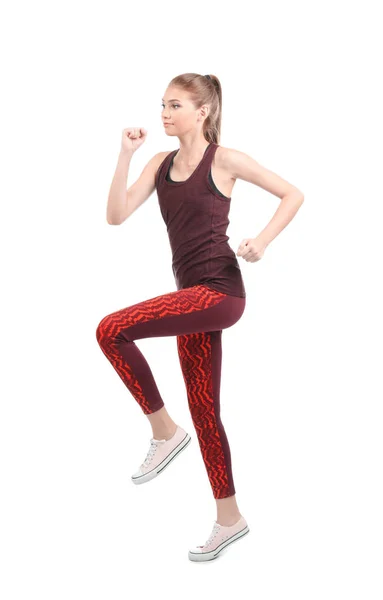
[121,127,147,153]
[236,237,267,262]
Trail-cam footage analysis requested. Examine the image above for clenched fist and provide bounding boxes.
[236,238,267,262]
[121,127,147,153]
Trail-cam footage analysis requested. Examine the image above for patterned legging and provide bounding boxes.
[96,283,246,499]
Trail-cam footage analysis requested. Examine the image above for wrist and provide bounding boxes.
[255,235,270,247]
[120,148,134,159]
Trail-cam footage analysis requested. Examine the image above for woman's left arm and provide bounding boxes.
[224,148,304,263]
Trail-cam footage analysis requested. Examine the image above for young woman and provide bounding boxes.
[96,73,304,562]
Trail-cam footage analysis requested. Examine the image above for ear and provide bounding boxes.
[199,104,209,119]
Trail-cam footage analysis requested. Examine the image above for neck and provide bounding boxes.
[176,139,211,166]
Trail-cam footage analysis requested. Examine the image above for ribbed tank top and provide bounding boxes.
[155,142,246,298]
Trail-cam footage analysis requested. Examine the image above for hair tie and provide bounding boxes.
[204,74,212,80]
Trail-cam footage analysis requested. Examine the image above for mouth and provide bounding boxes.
[163,123,173,126]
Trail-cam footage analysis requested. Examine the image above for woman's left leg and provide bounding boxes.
[177,328,244,526]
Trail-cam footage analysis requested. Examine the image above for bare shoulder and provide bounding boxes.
[155,149,174,168]
[215,145,249,179]
[217,145,304,199]
[158,149,175,157]
[214,144,233,166]
[214,145,239,182]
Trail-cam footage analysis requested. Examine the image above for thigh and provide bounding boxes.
[98,284,245,343]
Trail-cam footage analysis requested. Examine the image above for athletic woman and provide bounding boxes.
[96,73,304,562]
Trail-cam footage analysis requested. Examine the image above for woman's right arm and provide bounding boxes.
[107,149,133,224]
[107,150,169,224]
[107,127,168,225]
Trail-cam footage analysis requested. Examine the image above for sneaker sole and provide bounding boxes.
[188,525,250,562]
[131,432,192,485]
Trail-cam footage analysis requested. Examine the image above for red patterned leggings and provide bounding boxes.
[96,283,246,499]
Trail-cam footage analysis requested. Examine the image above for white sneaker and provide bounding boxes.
[131,425,191,485]
[188,515,250,562]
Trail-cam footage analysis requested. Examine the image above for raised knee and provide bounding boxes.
[96,315,110,345]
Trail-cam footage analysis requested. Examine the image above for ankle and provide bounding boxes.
[152,423,178,441]
[216,513,242,527]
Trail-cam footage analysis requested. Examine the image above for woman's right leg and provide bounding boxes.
[95,284,244,415]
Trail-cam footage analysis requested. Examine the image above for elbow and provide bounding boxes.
[284,187,304,204]
[107,213,123,225]
[293,190,304,205]
[107,206,130,225]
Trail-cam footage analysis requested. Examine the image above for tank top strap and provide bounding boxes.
[197,142,219,178]
[156,148,179,188]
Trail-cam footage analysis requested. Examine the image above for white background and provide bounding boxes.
[1,0,382,598]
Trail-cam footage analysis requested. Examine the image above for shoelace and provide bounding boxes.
[141,438,165,468]
[198,522,221,548]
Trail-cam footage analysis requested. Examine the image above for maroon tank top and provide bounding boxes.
[155,142,246,298]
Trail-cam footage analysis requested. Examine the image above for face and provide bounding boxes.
[161,86,209,136]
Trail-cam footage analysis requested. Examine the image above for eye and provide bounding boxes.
[161,103,180,109]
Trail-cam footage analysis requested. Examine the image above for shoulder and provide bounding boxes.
[216,145,304,198]
[215,145,261,181]
[214,145,243,179]
[156,149,175,163]
[152,149,175,174]
[152,150,175,185]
